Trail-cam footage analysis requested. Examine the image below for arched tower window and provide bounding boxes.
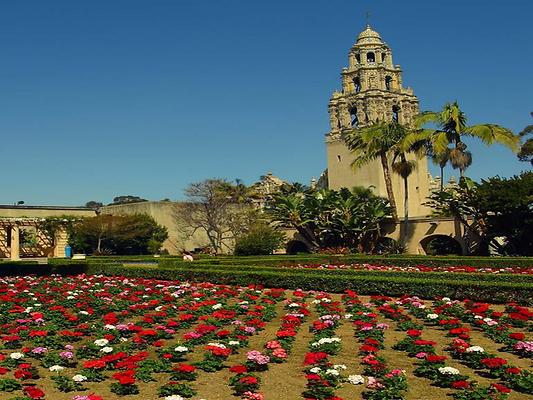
[353,76,361,93]
[381,53,387,64]
[385,76,393,91]
[355,54,360,64]
[349,107,359,127]
[392,105,400,122]
[366,52,375,63]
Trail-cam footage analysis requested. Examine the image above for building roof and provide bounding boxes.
[356,25,384,45]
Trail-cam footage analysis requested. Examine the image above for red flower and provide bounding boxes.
[175,364,196,373]
[304,352,328,365]
[239,376,258,385]
[24,386,45,399]
[505,367,521,375]
[407,329,422,337]
[491,383,511,393]
[452,380,470,389]
[481,357,507,369]
[83,360,106,369]
[230,365,248,374]
[426,355,447,363]
[508,332,525,340]
[112,370,136,385]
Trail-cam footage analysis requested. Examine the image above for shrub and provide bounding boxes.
[234,223,285,256]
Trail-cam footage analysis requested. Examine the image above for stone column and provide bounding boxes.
[53,228,69,257]
[10,226,20,260]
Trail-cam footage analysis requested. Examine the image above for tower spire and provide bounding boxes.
[365,11,371,27]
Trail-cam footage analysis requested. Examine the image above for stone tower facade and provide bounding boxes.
[325,25,430,217]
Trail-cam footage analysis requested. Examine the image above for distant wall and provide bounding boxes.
[101,201,212,255]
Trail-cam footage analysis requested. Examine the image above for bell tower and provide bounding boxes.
[325,25,430,217]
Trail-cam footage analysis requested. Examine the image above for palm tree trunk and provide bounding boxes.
[380,153,398,221]
[400,176,409,244]
[440,165,444,192]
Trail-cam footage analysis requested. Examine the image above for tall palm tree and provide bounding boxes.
[344,122,401,221]
[430,148,451,192]
[344,121,414,222]
[406,102,519,179]
[391,153,417,226]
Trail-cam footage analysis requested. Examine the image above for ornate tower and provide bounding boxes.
[325,25,430,217]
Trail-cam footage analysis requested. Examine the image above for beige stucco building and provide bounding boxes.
[325,25,431,217]
[0,205,96,260]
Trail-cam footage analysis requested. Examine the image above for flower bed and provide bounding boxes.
[0,274,530,400]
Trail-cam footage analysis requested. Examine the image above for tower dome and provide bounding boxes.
[356,25,383,45]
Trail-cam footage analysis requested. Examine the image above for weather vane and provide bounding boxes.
[365,11,371,27]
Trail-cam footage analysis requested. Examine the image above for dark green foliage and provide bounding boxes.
[234,222,286,256]
[266,185,391,252]
[86,264,532,305]
[517,112,533,165]
[69,214,168,255]
[109,195,148,205]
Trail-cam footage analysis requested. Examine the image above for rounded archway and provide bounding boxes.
[420,235,463,256]
[286,240,310,255]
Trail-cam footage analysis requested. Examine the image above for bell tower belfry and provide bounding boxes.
[325,25,430,217]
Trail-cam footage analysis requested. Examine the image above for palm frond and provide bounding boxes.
[463,124,520,151]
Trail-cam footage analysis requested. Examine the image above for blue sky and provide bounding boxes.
[1,0,531,206]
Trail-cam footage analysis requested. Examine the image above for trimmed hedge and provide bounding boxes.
[47,254,533,268]
[86,264,533,305]
[153,262,533,284]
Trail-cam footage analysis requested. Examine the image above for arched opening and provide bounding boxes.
[385,76,393,91]
[286,240,310,255]
[420,235,463,255]
[366,52,375,63]
[382,53,387,64]
[349,107,359,127]
[392,105,400,122]
[353,76,361,93]
[355,53,360,64]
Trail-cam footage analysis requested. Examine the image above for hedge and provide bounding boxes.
[153,262,533,284]
[86,264,533,305]
[47,254,533,268]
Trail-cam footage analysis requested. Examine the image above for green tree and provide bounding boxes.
[110,195,148,205]
[405,102,519,179]
[517,112,533,166]
[176,179,255,254]
[234,221,286,256]
[69,214,168,255]
[425,172,533,255]
[266,185,391,253]
[344,122,404,221]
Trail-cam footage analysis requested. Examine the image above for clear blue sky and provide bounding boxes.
[1,0,531,206]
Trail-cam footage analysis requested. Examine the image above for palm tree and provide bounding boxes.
[430,148,451,192]
[406,102,519,179]
[391,153,417,226]
[344,121,407,221]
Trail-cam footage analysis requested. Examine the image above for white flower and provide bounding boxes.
[344,314,353,319]
[72,374,88,382]
[207,342,226,349]
[104,324,116,330]
[442,297,451,302]
[438,367,460,375]
[164,396,184,400]
[310,367,321,373]
[466,346,485,353]
[94,338,109,347]
[10,352,24,360]
[325,369,339,376]
[348,374,364,385]
[333,364,347,370]
[212,303,222,310]
[228,341,240,346]
[49,365,64,372]
[174,346,189,353]
[288,302,300,308]
[426,313,439,320]
[100,346,113,353]
[79,311,89,315]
